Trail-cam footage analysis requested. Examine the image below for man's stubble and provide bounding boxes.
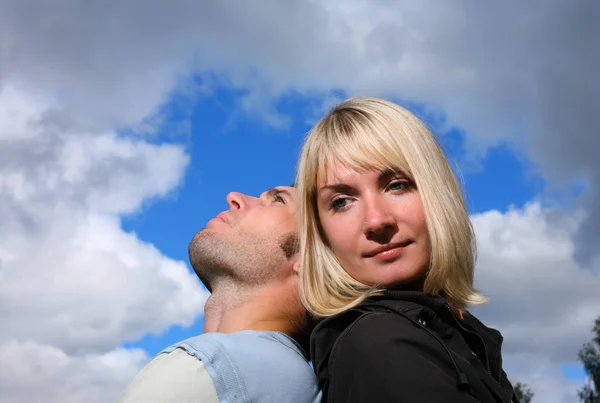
[189,227,292,291]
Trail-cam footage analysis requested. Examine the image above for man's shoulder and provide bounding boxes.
[117,348,219,403]
[163,330,307,363]
[120,331,320,403]
[169,330,314,378]
[164,331,321,403]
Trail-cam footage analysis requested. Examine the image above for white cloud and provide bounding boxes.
[471,203,600,402]
[0,1,214,400]
[499,353,581,403]
[1,210,206,354]
[0,79,207,401]
[0,340,148,403]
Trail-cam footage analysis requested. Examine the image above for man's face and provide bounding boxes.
[189,186,298,290]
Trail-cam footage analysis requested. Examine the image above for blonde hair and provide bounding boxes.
[296,97,487,317]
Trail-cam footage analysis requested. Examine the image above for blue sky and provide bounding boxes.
[121,85,547,356]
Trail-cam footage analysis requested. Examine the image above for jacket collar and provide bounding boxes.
[364,290,505,381]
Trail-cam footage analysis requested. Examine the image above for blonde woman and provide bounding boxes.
[296,98,517,402]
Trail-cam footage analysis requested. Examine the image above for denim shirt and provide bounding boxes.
[122,330,322,403]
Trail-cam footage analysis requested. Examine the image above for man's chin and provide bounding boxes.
[189,230,230,287]
[197,226,229,243]
[198,274,213,293]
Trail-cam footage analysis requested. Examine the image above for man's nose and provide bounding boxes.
[363,198,396,240]
[226,191,257,210]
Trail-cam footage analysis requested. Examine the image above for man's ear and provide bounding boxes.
[292,257,300,275]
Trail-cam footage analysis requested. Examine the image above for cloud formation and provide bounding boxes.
[472,203,600,401]
[0,86,208,403]
[3,0,598,200]
[1,2,209,397]
[0,341,147,403]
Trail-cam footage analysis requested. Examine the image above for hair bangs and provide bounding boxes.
[311,112,414,192]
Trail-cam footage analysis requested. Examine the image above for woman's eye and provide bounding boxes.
[389,180,412,192]
[330,197,349,211]
[273,195,285,204]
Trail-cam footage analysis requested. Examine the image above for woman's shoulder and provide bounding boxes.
[318,310,474,403]
[312,307,430,364]
[330,309,432,355]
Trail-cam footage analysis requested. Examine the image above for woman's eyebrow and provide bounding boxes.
[377,169,400,185]
[318,183,355,195]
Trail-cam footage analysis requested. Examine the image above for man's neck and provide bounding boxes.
[203,280,301,337]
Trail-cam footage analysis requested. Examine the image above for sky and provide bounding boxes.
[0,1,598,402]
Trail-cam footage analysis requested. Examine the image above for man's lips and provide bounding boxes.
[362,241,412,258]
[214,212,229,223]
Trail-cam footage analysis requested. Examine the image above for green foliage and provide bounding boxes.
[514,382,534,403]
[578,316,600,403]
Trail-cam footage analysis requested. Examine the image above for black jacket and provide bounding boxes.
[310,290,517,403]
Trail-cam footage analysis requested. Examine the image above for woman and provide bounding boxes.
[296,97,517,402]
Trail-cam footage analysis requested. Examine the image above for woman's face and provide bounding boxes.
[316,164,431,287]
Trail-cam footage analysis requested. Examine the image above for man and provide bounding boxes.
[118,186,321,403]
